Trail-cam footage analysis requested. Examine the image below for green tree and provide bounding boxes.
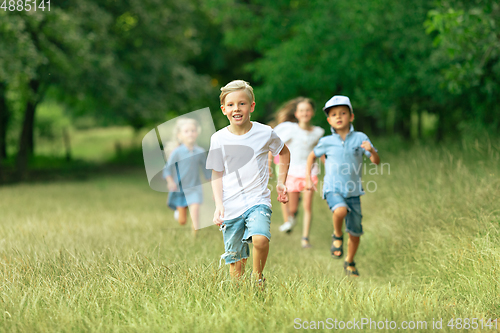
[1,0,217,178]
[7,6,98,178]
[425,0,500,137]
[75,0,215,130]
[207,0,437,138]
[0,11,42,171]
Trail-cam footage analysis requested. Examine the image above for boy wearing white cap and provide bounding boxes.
[305,95,380,277]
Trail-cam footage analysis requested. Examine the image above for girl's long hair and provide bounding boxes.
[270,97,315,128]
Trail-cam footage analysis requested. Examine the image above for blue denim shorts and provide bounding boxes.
[325,192,363,237]
[220,204,272,265]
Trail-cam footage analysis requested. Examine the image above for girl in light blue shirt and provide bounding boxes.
[163,118,211,233]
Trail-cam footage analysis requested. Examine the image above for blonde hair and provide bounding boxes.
[165,118,201,157]
[272,97,316,127]
[220,80,255,105]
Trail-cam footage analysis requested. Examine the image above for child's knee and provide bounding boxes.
[252,235,269,249]
[333,207,348,218]
[348,233,360,242]
[229,258,247,269]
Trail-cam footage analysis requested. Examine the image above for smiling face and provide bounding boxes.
[326,105,354,132]
[294,101,314,124]
[178,122,199,146]
[221,89,255,128]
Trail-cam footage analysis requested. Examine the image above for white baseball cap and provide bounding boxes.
[323,95,353,115]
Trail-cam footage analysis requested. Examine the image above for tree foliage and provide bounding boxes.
[77,0,215,129]
[0,0,217,176]
[425,0,500,133]
[208,0,499,137]
[2,0,499,178]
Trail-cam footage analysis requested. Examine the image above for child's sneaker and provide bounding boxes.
[279,216,295,233]
[279,221,292,232]
[174,210,179,221]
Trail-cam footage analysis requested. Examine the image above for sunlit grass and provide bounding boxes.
[1,138,499,331]
[35,126,146,162]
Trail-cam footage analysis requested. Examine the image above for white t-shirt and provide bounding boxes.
[206,122,285,220]
[273,122,324,177]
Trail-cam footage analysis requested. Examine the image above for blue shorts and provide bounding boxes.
[167,187,203,210]
[325,192,363,237]
[220,204,272,265]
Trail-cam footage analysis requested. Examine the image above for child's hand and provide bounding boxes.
[361,141,373,153]
[213,206,225,226]
[305,177,316,191]
[167,181,177,192]
[276,183,288,203]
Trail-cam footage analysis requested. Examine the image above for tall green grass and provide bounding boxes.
[0,138,499,332]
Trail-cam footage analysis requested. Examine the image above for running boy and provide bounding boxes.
[305,95,380,277]
[207,80,290,281]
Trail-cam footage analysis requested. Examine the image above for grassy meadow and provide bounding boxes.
[0,132,499,332]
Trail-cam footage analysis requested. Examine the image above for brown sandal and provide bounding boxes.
[301,237,312,248]
[331,234,343,258]
[343,261,360,277]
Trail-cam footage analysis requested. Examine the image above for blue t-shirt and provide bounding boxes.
[163,144,211,191]
[313,125,376,198]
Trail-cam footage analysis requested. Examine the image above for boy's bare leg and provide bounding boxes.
[177,207,188,225]
[345,234,360,273]
[188,203,200,233]
[251,235,269,280]
[229,258,247,278]
[301,189,313,246]
[332,207,347,256]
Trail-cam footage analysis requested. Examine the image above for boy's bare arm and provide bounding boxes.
[277,145,290,185]
[305,151,317,191]
[277,145,290,203]
[211,170,224,225]
[369,149,380,165]
[267,151,273,177]
[361,141,380,165]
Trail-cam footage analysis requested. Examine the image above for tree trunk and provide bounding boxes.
[0,82,8,160]
[396,111,411,140]
[63,127,72,161]
[0,82,8,179]
[16,79,40,180]
[417,110,422,139]
[436,108,444,142]
[353,112,368,134]
[367,114,381,136]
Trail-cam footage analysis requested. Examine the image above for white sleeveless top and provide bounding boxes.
[274,122,324,177]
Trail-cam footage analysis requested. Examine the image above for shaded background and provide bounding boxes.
[0,0,499,182]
